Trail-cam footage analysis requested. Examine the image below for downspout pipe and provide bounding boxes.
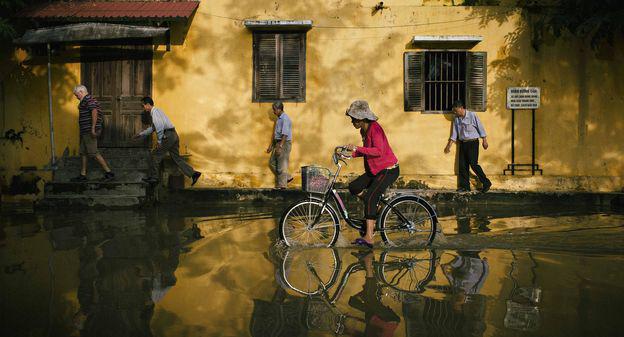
[46,43,56,168]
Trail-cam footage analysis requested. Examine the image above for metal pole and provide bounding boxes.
[47,43,56,168]
[511,109,515,175]
[531,108,536,175]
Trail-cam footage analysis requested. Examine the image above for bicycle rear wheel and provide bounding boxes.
[279,248,341,296]
[378,250,437,294]
[279,198,341,247]
[379,195,437,247]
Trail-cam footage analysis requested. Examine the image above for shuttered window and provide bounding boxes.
[404,51,487,113]
[253,32,306,102]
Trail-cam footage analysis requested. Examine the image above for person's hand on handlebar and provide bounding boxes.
[334,146,353,161]
[344,144,357,152]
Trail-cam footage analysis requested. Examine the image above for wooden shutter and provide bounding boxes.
[404,52,425,112]
[253,33,278,101]
[466,51,487,111]
[281,33,305,101]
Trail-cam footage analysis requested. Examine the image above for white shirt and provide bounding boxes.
[450,110,487,141]
[139,107,174,144]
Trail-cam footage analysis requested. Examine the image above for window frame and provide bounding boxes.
[404,49,487,113]
[252,31,307,103]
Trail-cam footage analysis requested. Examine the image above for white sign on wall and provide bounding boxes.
[507,87,540,109]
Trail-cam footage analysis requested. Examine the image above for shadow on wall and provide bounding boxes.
[467,5,624,177]
[171,0,431,185]
[156,2,623,189]
[0,44,79,194]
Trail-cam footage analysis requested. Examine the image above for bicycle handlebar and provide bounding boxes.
[333,146,353,165]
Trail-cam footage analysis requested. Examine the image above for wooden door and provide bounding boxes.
[81,46,152,147]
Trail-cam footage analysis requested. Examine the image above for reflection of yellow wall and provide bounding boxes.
[1,1,622,195]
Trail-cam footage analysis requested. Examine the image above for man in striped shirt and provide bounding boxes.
[71,85,115,182]
[133,97,201,186]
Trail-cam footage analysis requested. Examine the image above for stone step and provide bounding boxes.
[45,181,149,197]
[53,169,150,183]
[36,194,149,208]
[58,157,151,170]
[89,147,151,158]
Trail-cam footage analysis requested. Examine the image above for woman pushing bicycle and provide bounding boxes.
[343,100,400,248]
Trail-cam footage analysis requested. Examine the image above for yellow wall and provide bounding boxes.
[0,47,80,199]
[1,0,623,194]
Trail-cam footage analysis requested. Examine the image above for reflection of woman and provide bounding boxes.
[346,251,400,337]
[344,100,399,248]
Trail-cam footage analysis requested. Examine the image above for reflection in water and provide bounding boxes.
[259,248,488,337]
[253,248,419,337]
[47,211,201,337]
[1,206,624,337]
[405,251,488,337]
[261,248,552,337]
[503,252,541,332]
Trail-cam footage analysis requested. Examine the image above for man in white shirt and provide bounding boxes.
[133,97,201,186]
[444,100,491,193]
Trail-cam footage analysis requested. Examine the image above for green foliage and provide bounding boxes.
[522,0,624,50]
[462,0,502,5]
[0,0,35,41]
[0,17,17,40]
[464,0,624,51]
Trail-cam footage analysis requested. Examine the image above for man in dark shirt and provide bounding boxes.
[71,85,115,182]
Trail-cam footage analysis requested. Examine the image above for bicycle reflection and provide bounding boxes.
[251,247,490,337]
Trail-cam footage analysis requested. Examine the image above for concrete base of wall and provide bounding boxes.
[2,173,622,209]
[192,172,623,192]
[398,174,624,193]
[162,188,624,210]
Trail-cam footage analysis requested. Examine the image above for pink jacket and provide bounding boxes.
[352,121,398,175]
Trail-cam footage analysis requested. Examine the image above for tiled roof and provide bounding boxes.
[18,1,200,21]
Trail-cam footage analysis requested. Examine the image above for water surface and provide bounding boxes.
[1,204,623,337]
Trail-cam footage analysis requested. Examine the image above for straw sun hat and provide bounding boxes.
[345,100,378,121]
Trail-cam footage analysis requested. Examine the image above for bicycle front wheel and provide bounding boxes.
[379,195,437,247]
[279,248,341,296]
[279,198,340,247]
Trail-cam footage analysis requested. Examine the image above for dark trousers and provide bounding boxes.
[458,140,490,190]
[348,166,399,220]
[149,129,196,178]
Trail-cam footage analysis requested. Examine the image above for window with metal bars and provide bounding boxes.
[252,32,306,102]
[425,51,465,112]
[404,51,487,113]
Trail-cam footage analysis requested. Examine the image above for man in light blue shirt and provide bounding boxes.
[266,101,293,189]
[444,100,491,193]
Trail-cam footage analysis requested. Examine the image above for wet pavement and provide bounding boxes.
[1,202,623,337]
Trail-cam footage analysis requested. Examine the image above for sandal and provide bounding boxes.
[351,250,373,260]
[352,237,373,249]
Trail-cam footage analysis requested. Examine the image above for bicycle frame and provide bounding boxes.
[310,149,418,232]
[310,157,364,230]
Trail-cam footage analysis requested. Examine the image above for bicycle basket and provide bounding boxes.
[301,166,332,194]
[305,297,341,332]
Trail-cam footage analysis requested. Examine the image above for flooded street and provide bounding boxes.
[1,203,623,337]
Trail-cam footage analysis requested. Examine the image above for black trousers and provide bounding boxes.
[458,140,490,190]
[348,166,399,220]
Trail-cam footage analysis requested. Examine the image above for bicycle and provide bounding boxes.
[278,146,439,247]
